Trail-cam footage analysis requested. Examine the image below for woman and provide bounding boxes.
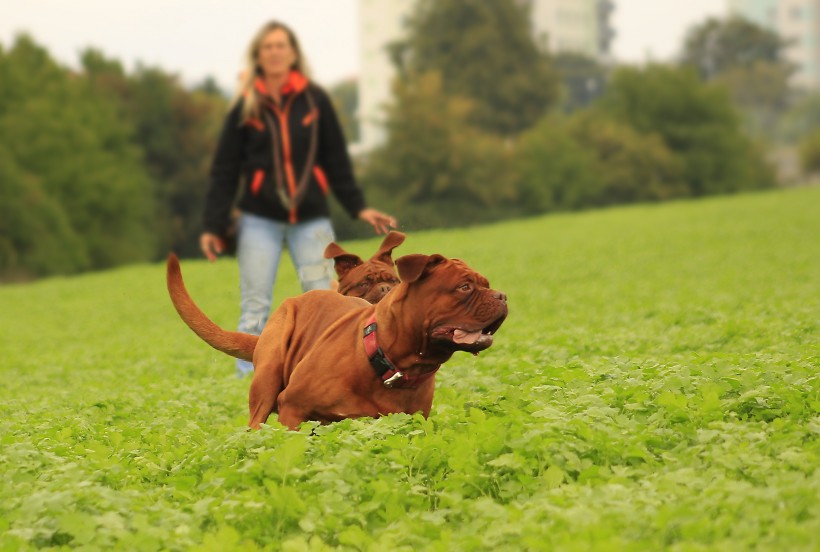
[200,21,396,377]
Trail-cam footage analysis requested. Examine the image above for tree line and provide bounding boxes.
[343,0,818,238]
[2,1,820,280]
[0,35,226,280]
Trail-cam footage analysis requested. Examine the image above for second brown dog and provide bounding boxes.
[324,231,405,303]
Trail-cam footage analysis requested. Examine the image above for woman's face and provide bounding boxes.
[256,28,297,77]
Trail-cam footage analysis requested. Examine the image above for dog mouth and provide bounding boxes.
[432,314,506,352]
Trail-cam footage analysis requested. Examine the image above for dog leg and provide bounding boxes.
[248,364,283,429]
[246,305,297,429]
[276,403,308,431]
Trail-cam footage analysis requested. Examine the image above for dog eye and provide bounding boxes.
[458,283,472,292]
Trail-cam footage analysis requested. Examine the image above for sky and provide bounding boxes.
[0,0,727,91]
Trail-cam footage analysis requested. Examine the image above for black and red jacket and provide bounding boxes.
[203,71,365,236]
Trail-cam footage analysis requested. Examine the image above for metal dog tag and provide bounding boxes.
[383,372,404,388]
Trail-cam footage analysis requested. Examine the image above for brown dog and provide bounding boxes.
[324,231,405,303]
[166,252,507,429]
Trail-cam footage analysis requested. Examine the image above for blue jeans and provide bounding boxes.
[235,213,335,377]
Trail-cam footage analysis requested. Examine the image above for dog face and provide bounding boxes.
[324,231,405,304]
[394,254,508,355]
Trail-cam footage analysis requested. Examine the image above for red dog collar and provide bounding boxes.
[363,314,437,389]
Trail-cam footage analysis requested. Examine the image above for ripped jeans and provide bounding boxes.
[235,213,335,377]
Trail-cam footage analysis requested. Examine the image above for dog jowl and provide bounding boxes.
[324,231,405,303]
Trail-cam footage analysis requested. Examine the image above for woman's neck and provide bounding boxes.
[263,71,289,104]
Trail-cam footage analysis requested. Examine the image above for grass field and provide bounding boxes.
[1,187,818,551]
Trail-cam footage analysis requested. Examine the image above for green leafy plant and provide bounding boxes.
[1,187,818,550]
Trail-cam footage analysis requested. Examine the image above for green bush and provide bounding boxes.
[515,116,602,213]
[566,113,688,204]
[515,113,687,214]
[798,130,820,174]
[599,65,776,195]
[358,72,516,231]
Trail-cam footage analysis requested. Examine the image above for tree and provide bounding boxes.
[0,36,157,276]
[82,51,227,258]
[798,130,820,175]
[358,72,515,230]
[515,116,601,213]
[779,92,820,143]
[515,112,687,214]
[599,65,776,196]
[566,112,688,204]
[680,16,790,81]
[0,149,87,280]
[680,16,794,139]
[391,0,559,136]
[328,78,359,143]
[553,53,608,112]
[714,60,792,137]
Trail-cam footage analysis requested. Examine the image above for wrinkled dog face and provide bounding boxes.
[337,265,401,303]
[324,231,405,304]
[395,255,508,354]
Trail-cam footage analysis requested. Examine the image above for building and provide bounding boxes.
[528,0,615,60]
[356,0,615,151]
[728,0,820,89]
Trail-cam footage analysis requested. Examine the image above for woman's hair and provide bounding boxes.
[234,20,311,121]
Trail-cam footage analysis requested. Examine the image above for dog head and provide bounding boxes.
[391,254,507,356]
[324,231,405,304]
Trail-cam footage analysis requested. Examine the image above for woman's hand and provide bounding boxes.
[200,232,225,262]
[358,208,397,235]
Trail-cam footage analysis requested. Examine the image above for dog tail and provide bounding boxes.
[166,253,257,361]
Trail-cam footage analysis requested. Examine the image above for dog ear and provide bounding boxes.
[323,242,346,260]
[324,243,363,279]
[396,254,447,283]
[373,231,406,263]
[332,254,363,280]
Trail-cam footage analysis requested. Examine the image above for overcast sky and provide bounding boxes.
[0,0,727,90]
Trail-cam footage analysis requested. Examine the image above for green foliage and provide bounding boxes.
[680,16,791,80]
[516,112,687,213]
[797,130,820,174]
[0,36,228,279]
[680,16,793,141]
[599,64,776,196]
[328,78,359,143]
[715,60,792,139]
[1,188,818,549]
[553,52,608,112]
[515,116,602,212]
[394,0,559,136]
[0,35,157,279]
[83,51,228,259]
[0,149,87,279]
[566,112,688,204]
[779,92,820,143]
[360,72,515,230]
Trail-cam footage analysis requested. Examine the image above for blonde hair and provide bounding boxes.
[234,21,311,122]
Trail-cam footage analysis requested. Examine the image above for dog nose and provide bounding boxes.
[493,291,507,303]
[379,283,393,294]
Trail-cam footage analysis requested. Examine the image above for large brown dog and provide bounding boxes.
[324,231,405,303]
[166,253,507,429]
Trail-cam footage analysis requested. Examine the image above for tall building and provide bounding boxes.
[356,0,615,151]
[729,0,820,90]
[357,0,416,151]
[528,0,615,60]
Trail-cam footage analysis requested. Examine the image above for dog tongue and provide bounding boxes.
[453,329,482,344]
